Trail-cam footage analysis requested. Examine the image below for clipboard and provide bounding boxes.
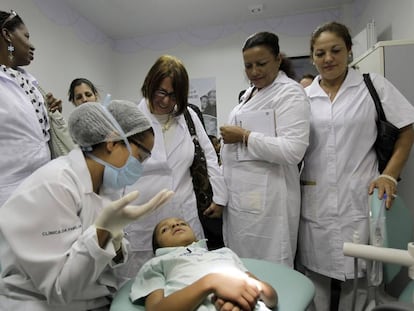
[235,109,276,161]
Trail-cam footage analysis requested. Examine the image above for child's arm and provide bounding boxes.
[246,272,278,309]
[145,273,260,311]
[213,273,277,311]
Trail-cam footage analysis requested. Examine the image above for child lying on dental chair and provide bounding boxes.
[129,217,277,311]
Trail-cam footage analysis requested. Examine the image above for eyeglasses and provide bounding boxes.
[154,89,176,101]
[1,10,17,29]
[130,139,152,162]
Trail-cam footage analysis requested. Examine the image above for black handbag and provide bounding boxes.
[183,108,224,250]
[363,73,400,173]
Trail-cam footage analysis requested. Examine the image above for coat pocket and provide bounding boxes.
[231,170,268,214]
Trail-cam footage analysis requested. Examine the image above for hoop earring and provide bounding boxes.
[7,43,14,61]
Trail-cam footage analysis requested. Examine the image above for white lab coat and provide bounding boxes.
[121,100,228,274]
[298,69,414,280]
[0,68,51,207]
[0,149,129,310]
[221,71,310,267]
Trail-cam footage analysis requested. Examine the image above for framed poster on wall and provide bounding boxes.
[188,77,217,136]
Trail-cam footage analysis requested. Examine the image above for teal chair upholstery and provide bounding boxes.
[110,257,315,310]
[110,279,141,311]
[241,258,315,310]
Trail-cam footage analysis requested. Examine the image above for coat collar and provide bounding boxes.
[307,67,362,99]
[241,71,292,104]
[68,148,94,194]
[138,99,188,159]
[155,239,208,257]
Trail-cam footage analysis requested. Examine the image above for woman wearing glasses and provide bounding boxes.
[119,55,228,278]
[0,100,173,310]
[0,10,63,207]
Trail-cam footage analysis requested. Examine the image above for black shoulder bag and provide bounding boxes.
[183,108,224,250]
[363,73,400,173]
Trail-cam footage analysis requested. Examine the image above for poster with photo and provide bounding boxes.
[189,77,217,136]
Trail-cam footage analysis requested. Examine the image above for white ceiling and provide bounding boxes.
[62,0,353,40]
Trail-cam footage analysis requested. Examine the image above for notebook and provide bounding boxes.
[235,109,276,161]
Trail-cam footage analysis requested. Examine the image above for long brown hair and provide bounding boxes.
[141,55,189,116]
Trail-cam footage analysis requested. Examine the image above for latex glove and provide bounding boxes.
[95,189,174,237]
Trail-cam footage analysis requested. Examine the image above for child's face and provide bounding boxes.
[155,218,197,249]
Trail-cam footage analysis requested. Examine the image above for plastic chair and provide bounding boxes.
[110,257,315,311]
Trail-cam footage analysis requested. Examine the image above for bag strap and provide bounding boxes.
[183,107,197,137]
[187,103,206,129]
[363,73,387,122]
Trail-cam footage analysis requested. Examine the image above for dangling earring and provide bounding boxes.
[7,43,14,62]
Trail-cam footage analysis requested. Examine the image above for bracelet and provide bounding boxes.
[378,174,398,186]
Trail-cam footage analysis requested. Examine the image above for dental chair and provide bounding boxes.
[343,189,414,310]
[110,257,315,311]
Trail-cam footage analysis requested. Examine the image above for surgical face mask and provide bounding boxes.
[87,97,146,190]
[89,152,143,190]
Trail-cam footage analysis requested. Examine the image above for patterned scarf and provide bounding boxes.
[1,65,50,139]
